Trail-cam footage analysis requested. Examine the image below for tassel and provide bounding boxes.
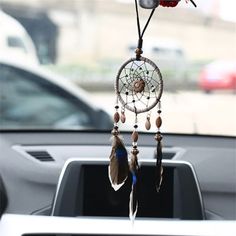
[129,148,139,221]
[155,133,163,192]
[109,131,129,191]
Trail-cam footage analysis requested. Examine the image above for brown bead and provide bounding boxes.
[156,116,162,128]
[155,133,163,141]
[132,130,138,142]
[135,48,143,56]
[133,79,145,93]
[145,117,151,130]
[111,129,119,136]
[131,148,139,155]
[113,112,120,123]
[121,112,126,123]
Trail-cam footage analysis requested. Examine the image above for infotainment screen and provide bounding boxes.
[76,165,174,218]
[52,160,204,219]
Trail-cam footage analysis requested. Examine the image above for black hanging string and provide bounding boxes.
[134,0,156,55]
[190,0,197,8]
[128,0,158,221]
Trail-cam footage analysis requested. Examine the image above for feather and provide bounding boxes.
[155,140,163,192]
[129,149,139,222]
[108,135,129,191]
[129,171,138,222]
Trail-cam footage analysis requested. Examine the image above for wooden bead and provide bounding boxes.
[131,148,139,155]
[113,112,120,123]
[155,133,163,141]
[156,116,162,128]
[132,130,138,142]
[133,79,145,93]
[135,48,143,55]
[111,129,119,136]
[121,112,126,123]
[145,117,151,130]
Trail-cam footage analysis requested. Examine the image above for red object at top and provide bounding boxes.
[160,0,180,7]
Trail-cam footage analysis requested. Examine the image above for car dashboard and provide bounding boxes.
[0,131,235,236]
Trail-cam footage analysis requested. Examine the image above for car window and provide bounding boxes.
[0,0,235,136]
[0,64,93,129]
[7,36,27,52]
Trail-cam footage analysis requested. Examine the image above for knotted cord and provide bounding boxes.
[134,0,156,55]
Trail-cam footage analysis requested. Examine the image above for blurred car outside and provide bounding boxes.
[199,60,236,93]
[0,10,39,65]
[0,57,113,130]
[128,38,188,81]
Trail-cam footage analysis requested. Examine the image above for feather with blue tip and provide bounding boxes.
[129,148,139,222]
[109,135,129,191]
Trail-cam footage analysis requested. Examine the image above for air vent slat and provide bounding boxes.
[154,151,176,160]
[27,151,55,162]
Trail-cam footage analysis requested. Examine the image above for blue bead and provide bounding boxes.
[132,172,137,185]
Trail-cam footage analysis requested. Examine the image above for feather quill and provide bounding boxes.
[129,172,138,222]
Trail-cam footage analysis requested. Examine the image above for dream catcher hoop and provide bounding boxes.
[115,57,163,114]
[108,0,197,222]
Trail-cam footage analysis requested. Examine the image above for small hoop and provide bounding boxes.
[115,57,163,114]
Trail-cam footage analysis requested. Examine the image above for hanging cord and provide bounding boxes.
[189,0,197,8]
[134,0,156,59]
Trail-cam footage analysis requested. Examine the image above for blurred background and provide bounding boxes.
[0,0,235,135]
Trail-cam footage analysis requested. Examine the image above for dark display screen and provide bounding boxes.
[76,165,174,218]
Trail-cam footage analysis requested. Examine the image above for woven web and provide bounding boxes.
[116,58,162,113]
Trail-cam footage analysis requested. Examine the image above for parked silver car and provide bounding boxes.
[0,57,113,130]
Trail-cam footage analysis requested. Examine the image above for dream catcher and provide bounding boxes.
[108,0,197,221]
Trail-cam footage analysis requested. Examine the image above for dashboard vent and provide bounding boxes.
[26,151,55,162]
[163,152,176,159]
[154,151,176,159]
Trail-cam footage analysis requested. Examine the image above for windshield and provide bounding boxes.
[0,0,235,136]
